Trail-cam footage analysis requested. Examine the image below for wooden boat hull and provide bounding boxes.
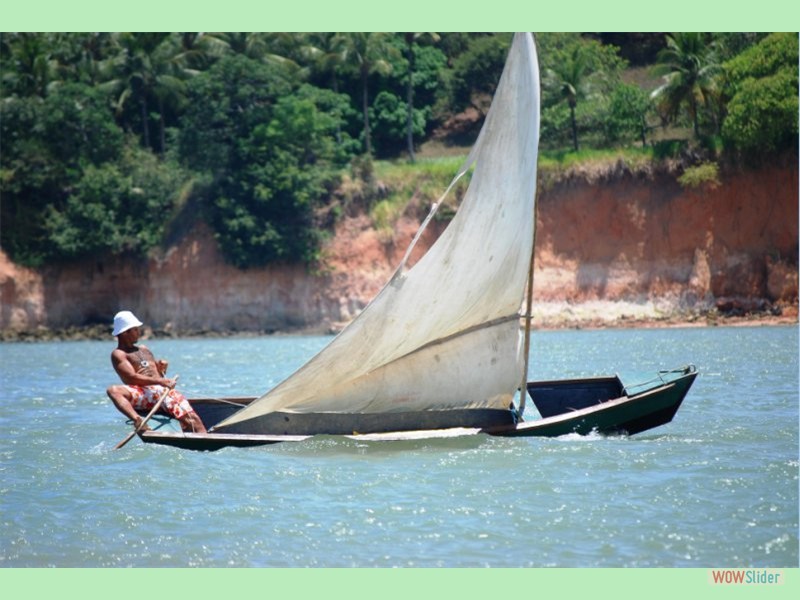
[210,407,516,436]
[140,430,309,451]
[138,365,697,450]
[489,365,697,438]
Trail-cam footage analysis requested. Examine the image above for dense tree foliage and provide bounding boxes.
[605,83,651,146]
[179,56,353,267]
[1,32,796,269]
[1,81,128,264]
[446,33,512,115]
[45,144,186,259]
[537,34,630,150]
[721,33,799,158]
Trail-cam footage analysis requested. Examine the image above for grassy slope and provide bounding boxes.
[357,145,684,235]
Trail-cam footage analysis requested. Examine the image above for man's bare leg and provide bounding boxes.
[106,385,151,431]
[178,411,207,434]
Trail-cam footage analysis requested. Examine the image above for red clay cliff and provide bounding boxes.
[1,163,797,336]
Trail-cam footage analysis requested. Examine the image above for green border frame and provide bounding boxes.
[4,0,800,31]
[4,568,800,599]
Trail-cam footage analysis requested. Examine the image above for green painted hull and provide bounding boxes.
[490,366,697,438]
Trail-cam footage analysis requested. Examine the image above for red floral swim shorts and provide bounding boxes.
[126,385,194,420]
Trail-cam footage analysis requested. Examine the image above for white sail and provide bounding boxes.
[216,33,540,429]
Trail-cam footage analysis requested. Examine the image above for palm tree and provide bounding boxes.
[219,32,265,59]
[1,33,58,98]
[173,32,228,71]
[403,32,439,162]
[103,33,188,154]
[151,37,194,154]
[304,33,347,143]
[338,32,396,156]
[651,32,720,139]
[546,43,591,152]
[104,33,164,149]
[220,32,305,77]
[41,33,114,88]
[263,32,309,76]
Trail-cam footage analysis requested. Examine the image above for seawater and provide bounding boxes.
[0,325,797,567]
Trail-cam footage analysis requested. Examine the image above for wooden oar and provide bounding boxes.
[115,376,179,450]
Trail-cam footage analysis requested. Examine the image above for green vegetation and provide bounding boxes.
[678,162,722,190]
[369,156,470,235]
[539,146,653,171]
[1,32,796,269]
[651,33,722,139]
[721,33,799,158]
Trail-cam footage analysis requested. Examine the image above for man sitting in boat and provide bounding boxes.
[106,310,206,434]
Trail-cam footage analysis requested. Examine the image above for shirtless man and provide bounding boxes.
[106,310,206,433]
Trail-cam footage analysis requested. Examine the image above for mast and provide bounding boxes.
[518,199,537,417]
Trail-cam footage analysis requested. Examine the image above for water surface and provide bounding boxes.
[1,325,797,567]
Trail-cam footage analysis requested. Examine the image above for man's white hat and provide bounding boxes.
[112,310,143,336]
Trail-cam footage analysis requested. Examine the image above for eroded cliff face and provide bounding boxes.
[534,164,798,305]
[1,165,797,333]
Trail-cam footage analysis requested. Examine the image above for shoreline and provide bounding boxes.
[1,307,796,343]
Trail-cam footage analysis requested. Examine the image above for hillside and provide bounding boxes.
[1,159,797,339]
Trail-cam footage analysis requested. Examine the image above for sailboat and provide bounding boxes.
[138,33,697,451]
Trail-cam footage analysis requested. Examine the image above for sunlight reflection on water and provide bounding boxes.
[1,325,797,566]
